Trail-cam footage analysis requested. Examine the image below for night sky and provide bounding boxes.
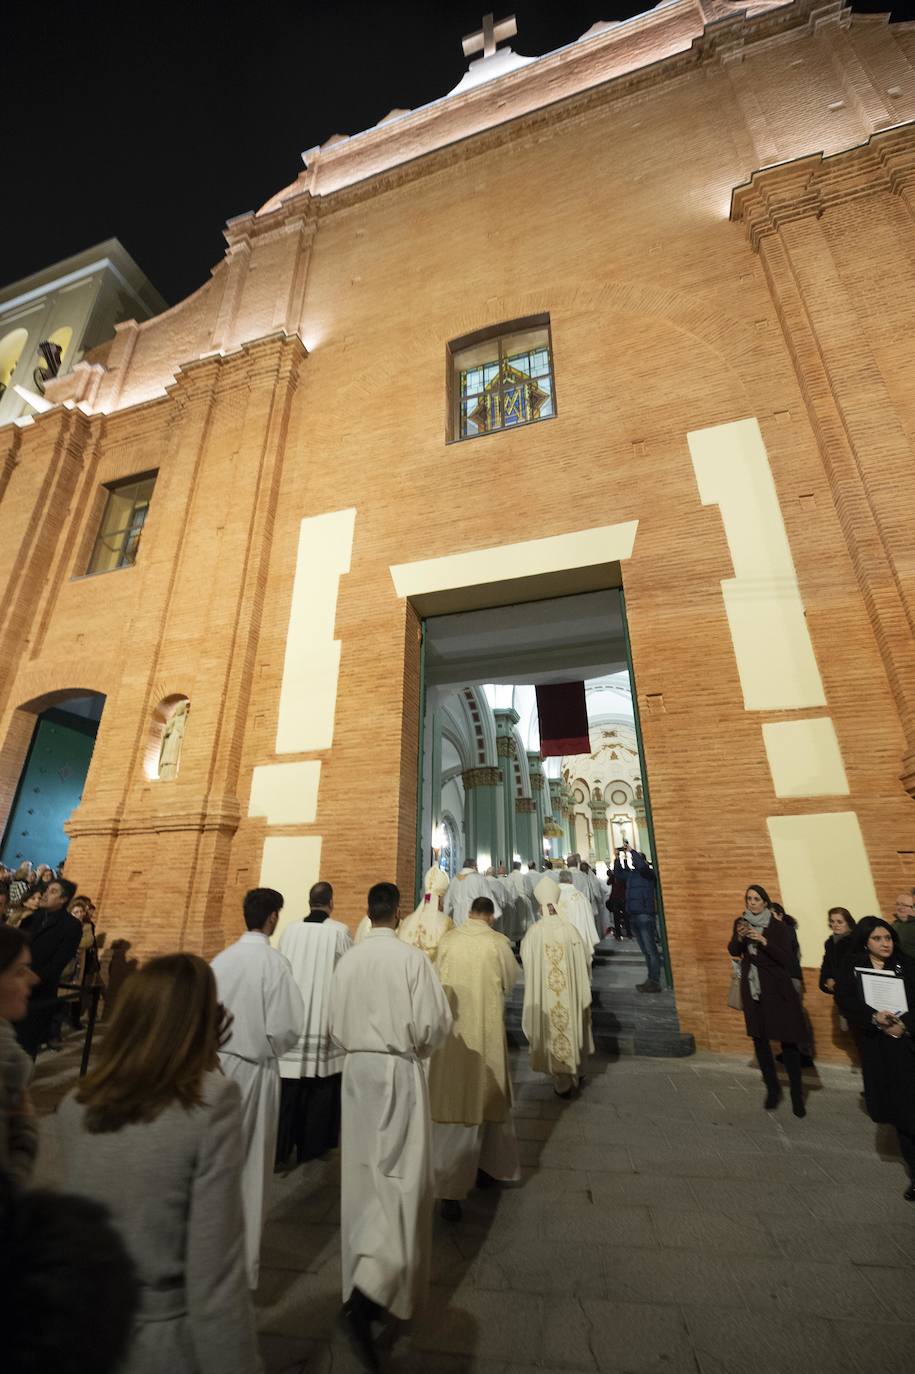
[4,0,912,306]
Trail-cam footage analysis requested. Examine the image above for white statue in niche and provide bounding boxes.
[158,700,190,781]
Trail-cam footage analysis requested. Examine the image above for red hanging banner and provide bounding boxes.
[535,681,591,758]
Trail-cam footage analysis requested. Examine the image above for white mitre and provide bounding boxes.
[426,866,449,899]
[533,875,560,915]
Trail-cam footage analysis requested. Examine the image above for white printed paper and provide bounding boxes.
[855,968,909,1016]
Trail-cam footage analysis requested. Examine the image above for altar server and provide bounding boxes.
[521,875,593,1097]
[276,880,352,1164]
[211,888,303,1289]
[399,865,453,960]
[429,896,521,1219]
[330,882,452,1369]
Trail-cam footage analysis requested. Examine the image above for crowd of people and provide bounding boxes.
[1,856,913,1374]
[0,861,100,1058]
[728,883,915,1200]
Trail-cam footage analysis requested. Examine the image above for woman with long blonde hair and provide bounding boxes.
[55,953,262,1373]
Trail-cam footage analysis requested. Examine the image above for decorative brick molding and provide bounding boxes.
[496,736,516,759]
[515,797,536,813]
[731,123,915,250]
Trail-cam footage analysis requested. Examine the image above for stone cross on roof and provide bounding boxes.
[462,12,518,61]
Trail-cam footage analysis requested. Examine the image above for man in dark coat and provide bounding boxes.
[16,878,81,1058]
[607,849,631,942]
[619,849,661,992]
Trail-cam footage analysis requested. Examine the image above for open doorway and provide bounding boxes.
[0,692,105,872]
[419,589,693,1057]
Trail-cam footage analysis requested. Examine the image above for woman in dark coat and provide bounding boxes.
[727,883,808,1116]
[818,907,856,995]
[835,916,915,1203]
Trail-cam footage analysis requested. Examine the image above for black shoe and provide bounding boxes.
[791,1100,807,1119]
[440,1198,463,1221]
[475,1169,495,1190]
[340,1290,380,1372]
[764,1086,782,1110]
[904,1183,915,1202]
[637,980,662,994]
[554,1087,574,1099]
[45,1039,63,1052]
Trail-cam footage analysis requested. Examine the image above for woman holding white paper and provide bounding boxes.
[835,917,915,1203]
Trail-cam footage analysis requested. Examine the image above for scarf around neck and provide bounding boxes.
[743,907,772,1001]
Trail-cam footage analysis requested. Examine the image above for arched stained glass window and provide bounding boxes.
[449,316,556,441]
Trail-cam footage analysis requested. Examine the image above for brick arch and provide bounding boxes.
[10,655,119,714]
[328,275,756,407]
[438,279,753,374]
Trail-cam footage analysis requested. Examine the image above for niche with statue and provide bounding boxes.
[147,695,190,782]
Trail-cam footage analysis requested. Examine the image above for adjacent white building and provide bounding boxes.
[0,239,166,425]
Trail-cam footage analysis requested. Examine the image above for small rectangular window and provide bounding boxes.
[450,317,556,441]
[87,472,157,575]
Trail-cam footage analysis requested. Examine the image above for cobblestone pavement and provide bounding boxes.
[253,1049,914,1374]
[32,1037,914,1373]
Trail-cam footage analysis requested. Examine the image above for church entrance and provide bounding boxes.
[0,692,105,872]
[417,589,694,1057]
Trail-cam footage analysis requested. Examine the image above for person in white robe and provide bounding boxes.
[445,860,503,928]
[521,876,593,1097]
[276,880,352,1165]
[581,862,607,938]
[429,895,521,1219]
[566,855,590,896]
[330,880,453,1366]
[504,861,536,942]
[398,865,453,960]
[210,886,304,1289]
[557,870,600,959]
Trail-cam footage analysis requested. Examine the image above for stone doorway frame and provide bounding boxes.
[389,518,677,991]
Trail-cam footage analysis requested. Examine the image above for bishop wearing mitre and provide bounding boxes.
[520,875,593,1097]
[428,895,521,1220]
[397,865,453,960]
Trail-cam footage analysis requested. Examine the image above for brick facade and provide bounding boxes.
[2,1,914,1058]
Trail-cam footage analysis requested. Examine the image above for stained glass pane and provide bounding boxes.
[453,326,554,439]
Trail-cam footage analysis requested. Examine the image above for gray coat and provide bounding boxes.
[55,1070,262,1374]
[0,1018,37,1185]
